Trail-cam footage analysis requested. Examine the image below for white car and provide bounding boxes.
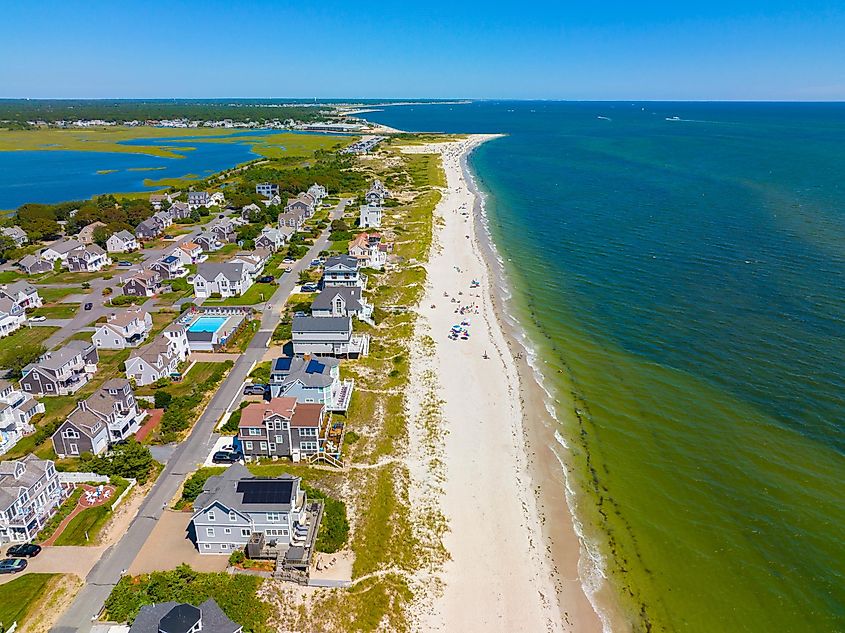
[29,316,46,322]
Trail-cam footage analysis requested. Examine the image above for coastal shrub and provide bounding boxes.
[228,549,245,566]
[343,430,360,445]
[180,467,225,505]
[103,566,269,632]
[303,485,349,553]
[80,440,155,484]
[109,295,141,307]
[220,401,249,434]
[153,390,173,410]
[158,361,232,440]
[248,361,271,385]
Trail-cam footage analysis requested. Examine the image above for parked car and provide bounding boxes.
[211,451,242,464]
[6,543,41,558]
[257,275,275,284]
[243,384,267,396]
[117,260,133,267]
[282,267,291,274]
[283,257,295,264]
[0,558,27,574]
[294,311,307,317]
[309,259,321,267]
[29,315,46,322]
[301,283,318,293]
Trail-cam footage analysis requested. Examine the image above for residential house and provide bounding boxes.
[77,221,106,245]
[106,229,140,253]
[190,464,318,558]
[128,600,243,633]
[277,209,305,232]
[210,192,226,207]
[291,316,369,358]
[40,239,83,263]
[16,255,52,275]
[238,398,331,460]
[1,226,28,247]
[192,262,252,299]
[229,249,269,280]
[0,281,43,311]
[65,244,111,272]
[262,194,282,207]
[135,217,163,241]
[270,356,352,412]
[348,232,388,269]
[307,183,327,206]
[20,340,99,396]
[241,203,262,222]
[322,254,364,288]
[311,286,373,321]
[365,179,389,205]
[122,269,162,297]
[148,254,188,280]
[152,211,174,230]
[254,226,290,252]
[210,220,236,244]
[0,381,45,456]
[92,310,153,349]
[149,194,166,211]
[169,201,192,220]
[0,455,65,543]
[124,325,189,386]
[171,241,207,266]
[195,232,224,252]
[52,379,144,457]
[359,203,383,229]
[284,193,315,219]
[0,298,25,338]
[187,191,211,210]
[255,183,279,198]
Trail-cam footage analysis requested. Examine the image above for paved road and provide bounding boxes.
[52,199,349,633]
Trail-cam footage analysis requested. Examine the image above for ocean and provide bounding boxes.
[357,102,845,632]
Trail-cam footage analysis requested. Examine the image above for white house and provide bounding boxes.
[106,230,140,253]
[228,250,270,280]
[0,298,25,338]
[0,455,66,543]
[0,281,43,311]
[359,204,382,229]
[170,242,207,266]
[40,239,83,263]
[92,310,153,349]
[125,325,189,386]
[65,244,111,273]
[1,226,28,247]
[0,381,44,456]
[348,232,388,270]
[192,262,253,299]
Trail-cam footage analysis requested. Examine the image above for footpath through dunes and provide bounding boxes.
[403,135,604,633]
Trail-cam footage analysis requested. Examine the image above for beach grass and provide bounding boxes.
[0,573,59,629]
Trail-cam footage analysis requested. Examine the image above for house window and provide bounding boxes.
[206,528,215,537]
[267,512,280,522]
[300,428,317,437]
[282,421,289,430]
[23,384,31,392]
[275,435,284,444]
[229,511,237,522]
[244,441,253,450]
[208,512,215,521]
[221,543,229,550]
[241,528,251,537]
[300,441,318,451]
[63,429,79,439]
[248,428,261,436]
[224,528,231,535]
[203,543,211,549]
[259,442,267,450]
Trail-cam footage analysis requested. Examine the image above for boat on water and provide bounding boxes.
[666,116,682,121]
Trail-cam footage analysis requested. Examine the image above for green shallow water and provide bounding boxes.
[359,102,845,632]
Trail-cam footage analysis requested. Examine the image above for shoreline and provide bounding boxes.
[406,134,606,632]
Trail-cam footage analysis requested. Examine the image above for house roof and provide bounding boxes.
[3,280,38,297]
[196,262,245,283]
[128,599,241,633]
[130,269,160,285]
[238,398,297,428]
[291,402,325,428]
[311,286,363,312]
[292,315,351,333]
[27,341,93,372]
[192,464,301,514]
[104,309,148,329]
[324,254,359,270]
[0,455,53,512]
[113,229,135,241]
[45,239,83,255]
[180,241,200,252]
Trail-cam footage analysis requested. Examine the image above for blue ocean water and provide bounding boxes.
[358,102,845,632]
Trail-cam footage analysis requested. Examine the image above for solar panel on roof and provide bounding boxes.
[274,357,292,371]
[305,360,325,374]
[236,479,294,504]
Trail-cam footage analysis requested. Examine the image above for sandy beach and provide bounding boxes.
[405,135,605,633]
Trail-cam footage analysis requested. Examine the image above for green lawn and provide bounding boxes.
[0,573,58,629]
[54,478,130,546]
[36,286,85,302]
[0,325,59,356]
[0,270,22,283]
[37,269,113,284]
[32,303,80,319]
[205,243,240,262]
[203,282,274,306]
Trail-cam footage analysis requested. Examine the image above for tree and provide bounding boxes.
[0,234,16,261]
[82,440,155,483]
[92,225,111,249]
[154,390,173,410]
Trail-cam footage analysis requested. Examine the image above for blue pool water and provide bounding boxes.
[187,316,227,333]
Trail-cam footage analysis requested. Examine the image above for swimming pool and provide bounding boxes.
[187,316,228,333]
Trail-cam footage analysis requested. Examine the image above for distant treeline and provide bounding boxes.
[0,99,332,125]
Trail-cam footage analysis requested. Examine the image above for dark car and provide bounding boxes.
[257,275,275,284]
[84,302,93,310]
[0,558,27,574]
[211,451,242,464]
[301,283,318,293]
[6,543,41,558]
[243,384,267,396]
[117,260,132,267]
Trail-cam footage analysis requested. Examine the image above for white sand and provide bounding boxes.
[403,135,604,632]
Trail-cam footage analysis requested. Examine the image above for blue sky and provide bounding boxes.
[2,0,844,100]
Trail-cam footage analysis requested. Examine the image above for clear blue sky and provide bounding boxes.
[2,0,844,100]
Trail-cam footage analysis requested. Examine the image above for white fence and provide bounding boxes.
[110,478,137,511]
[58,472,110,485]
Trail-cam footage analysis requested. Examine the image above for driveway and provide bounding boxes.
[127,511,228,575]
[0,545,106,585]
